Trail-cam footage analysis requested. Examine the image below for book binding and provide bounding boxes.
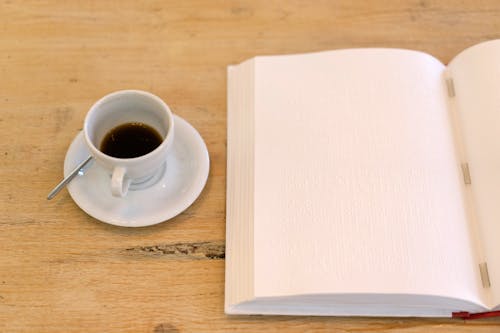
[452,311,500,319]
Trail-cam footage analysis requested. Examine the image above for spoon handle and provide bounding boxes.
[47,156,93,200]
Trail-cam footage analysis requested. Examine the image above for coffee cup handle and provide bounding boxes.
[111,166,131,197]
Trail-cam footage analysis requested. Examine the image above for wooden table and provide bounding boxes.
[1,1,500,332]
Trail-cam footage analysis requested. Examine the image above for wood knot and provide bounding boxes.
[125,241,225,260]
[154,323,179,333]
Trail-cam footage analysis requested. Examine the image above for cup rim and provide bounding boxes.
[83,89,174,164]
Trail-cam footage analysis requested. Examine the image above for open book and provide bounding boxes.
[225,40,500,317]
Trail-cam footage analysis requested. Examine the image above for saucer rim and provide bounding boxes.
[64,115,210,227]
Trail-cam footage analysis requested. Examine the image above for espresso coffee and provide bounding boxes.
[100,122,163,158]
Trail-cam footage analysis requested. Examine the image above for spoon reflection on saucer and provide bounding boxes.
[47,155,93,200]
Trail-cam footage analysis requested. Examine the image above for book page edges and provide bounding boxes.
[225,59,256,312]
[227,294,487,317]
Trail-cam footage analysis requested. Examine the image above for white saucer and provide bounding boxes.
[64,115,210,227]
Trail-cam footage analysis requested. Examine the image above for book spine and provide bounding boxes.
[445,70,491,293]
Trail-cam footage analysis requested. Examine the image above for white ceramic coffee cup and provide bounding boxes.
[83,90,174,197]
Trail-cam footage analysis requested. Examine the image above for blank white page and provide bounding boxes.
[448,39,500,306]
[252,49,486,308]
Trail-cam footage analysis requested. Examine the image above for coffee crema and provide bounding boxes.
[100,122,163,158]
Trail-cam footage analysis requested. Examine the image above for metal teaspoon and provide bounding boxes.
[47,156,93,200]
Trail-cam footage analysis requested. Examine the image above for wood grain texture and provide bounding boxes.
[1,0,499,331]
